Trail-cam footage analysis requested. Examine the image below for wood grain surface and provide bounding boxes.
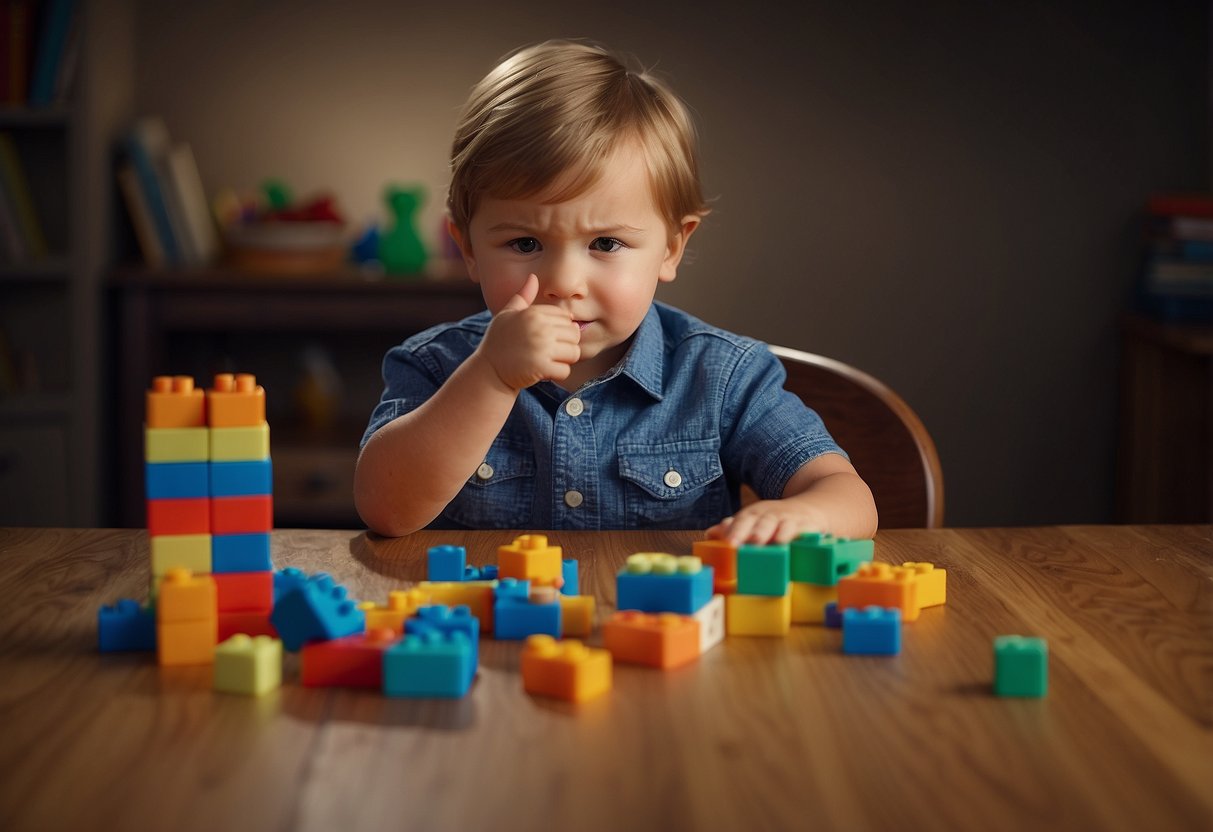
[0,525,1210,832]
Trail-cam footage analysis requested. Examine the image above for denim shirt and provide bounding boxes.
[361,302,845,530]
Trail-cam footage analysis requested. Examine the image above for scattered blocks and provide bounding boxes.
[427,545,467,582]
[494,585,561,640]
[301,628,397,688]
[737,544,790,596]
[602,610,700,669]
[790,582,838,625]
[789,533,874,586]
[725,592,791,636]
[98,599,156,652]
[842,607,902,655]
[521,635,612,702]
[270,573,366,651]
[561,558,579,595]
[823,601,842,629]
[406,604,481,675]
[418,581,495,632]
[690,594,725,653]
[692,539,737,591]
[901,562,947,608]
[383,630,475,698]
[498,534,563,585]
[837,562,921,622]
[616,553,713,614]
[559,595,595,637]
[214,634,282,696]
[994,636,1048,697]
[359,588,430,634]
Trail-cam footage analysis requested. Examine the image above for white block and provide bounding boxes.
[692,594,725,654]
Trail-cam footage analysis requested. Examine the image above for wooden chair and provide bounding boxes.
[762,345,945,529]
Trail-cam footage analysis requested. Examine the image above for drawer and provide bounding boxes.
[0,425,68,526]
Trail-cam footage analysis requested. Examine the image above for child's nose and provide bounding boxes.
[540,262,587,300]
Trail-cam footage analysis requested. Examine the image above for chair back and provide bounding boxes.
[770,345,945,528]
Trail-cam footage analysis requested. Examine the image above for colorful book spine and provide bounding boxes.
[27,0,75,107]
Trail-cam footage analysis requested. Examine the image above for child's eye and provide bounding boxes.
[591,237,624,253]
[508,237,541,254]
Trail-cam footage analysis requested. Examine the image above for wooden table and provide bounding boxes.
[0,525,1210,831]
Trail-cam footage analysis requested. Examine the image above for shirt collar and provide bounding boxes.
[613,303,664,400]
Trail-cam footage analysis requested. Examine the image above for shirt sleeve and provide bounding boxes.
[719,342,847,500]
[359,343,444,450]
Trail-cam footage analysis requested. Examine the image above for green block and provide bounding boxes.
[214,634,282,696]
[737,544,790,596]
[789,533,874,586]
[993,636,1048,697]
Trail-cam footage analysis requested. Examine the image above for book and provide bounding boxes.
[117,162,166,269]
[123,117,180,264]
[159,142,219,266]
[26,0,74,108]
[0,131,47,257]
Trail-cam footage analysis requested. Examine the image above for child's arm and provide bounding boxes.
[706,453,878,545]
[354,275,580,536]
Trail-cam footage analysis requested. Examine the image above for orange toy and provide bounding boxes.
[901,562,947,608]
[207,373,266,428]
[837,563,921,622]
[559,595,595,637]
[214,572,274,613]
[417,582,495,632]
[147,497,210,536]
[359,588,431,634]
[521,635,612,702]
[498,534,563,585]
[692,539,738,587]
[211,495,273,534]
[146,375,206,429]
[157,568,217,665]
[602,610,700,669]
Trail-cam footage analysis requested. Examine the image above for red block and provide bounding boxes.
[218,610,277,642]
[214,571,273,613]
[300,629,399,688]
[147,498,210,536]
[211,495,273,534]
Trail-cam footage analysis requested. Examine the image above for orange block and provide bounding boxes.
[147,497,211,536]
[521,635,612,702]
[559,595,595,637]
[901,562,947,608]
[159,618,218,665]
[693,539,738,584]
[146,375,206,428]
[837,562,921,621]
[218,610,276,641]
[359,588,430,634]
[498,534,563,584]
[207,373,266,427]
[212,495,273,534]
[214,571,273,613]
[602,610,700,669]
[158,568,217,622]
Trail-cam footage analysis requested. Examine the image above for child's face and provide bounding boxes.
[452,142,699,387]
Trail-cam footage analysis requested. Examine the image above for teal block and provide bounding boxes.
[789,533,874,586]
[737,544,790,596]
[383,630,474,698]
[994,636,1048,697]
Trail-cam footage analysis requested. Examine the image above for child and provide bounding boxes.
[355,40,877,545]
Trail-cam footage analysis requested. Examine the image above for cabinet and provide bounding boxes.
[108,267,485,529]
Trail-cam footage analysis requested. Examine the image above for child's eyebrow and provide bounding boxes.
[486,222,646,235]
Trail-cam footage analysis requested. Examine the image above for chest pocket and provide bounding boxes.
[618,438,725,528]
[440,436,536,529]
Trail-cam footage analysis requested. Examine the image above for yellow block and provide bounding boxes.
[498,534,563,584]
[150,534,212,577]
[560,595,595,637]
[791,582,837,624]
[358,588,430,633]
[214,634,282,696]
[145,426,209,462]
[726,592,791,636]
[210,423,270,461]
[417,581,495,631]
[902,562,947,607]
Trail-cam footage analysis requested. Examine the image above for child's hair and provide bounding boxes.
[448,39,710,237]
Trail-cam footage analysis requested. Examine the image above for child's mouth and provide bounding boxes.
[575,320,592,331]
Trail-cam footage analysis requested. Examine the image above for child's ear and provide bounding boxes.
[446,217,480,284]
[658,216,702,283]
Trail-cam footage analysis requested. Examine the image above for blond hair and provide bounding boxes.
[448,40,709,236]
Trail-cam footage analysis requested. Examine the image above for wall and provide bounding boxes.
[130,0,1209,526]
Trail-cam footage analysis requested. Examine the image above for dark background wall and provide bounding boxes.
[131,0,1210,526]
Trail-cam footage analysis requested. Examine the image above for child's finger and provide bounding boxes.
[500,274,539,313]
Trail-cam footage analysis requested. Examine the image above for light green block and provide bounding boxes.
[214,634,282,696]
[210,423,270,461]
[150,533,212,577]
[994,635,1048,697]
[145,427,209,462]
[789,533,874,586]
[737,544,790,596]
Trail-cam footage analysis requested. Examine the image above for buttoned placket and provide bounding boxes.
[551,391,598,529]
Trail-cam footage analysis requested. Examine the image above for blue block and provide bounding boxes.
[616,566,714,614]
[405,604,480,678]
[383,631,475,698]
[98,599,157,652]
[209,459,272,497]
[145,461,209,499]
[212,533,273,573]
[270,573,365,651]
[842,606,902,655]
[273,567,312,603]
[823,601,842,629]
[494,577,530,602]
[493,595,561,640]
[462,563,498,581]
[427,545,466,582]
[561,559,578,596]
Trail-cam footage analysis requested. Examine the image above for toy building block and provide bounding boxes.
[690,594,725,654]
[498,534,563,585]
[145,426,209,463]
[789,533,875,586]
[561,558,579,595]
[301,628,398,688]
[418,581,495,632]
[147,497,211,536]
[427,545,467,582]
[145,461,209,500]
[158,568,217,622]
[218,610,277,641]
[737,544,790,596]
[157,569,218,666]
[383,630,475,698]
[270,573,366,651]
[837,563,921,622]
[212,532,272,574]
[692,539,737,590]
[358,588,430,634]
[150,533,212,577]
[462,563,499,581]
[559,594,595,637]
[521,635,612,702]
[209,459,273,498]
[823,601,842,629]
[207,373,266,428]
[842,607,902,655]
[725,592,792,637]
[146,375,207,428]
[994,636,1048,697]
[494,585,561,640]
[98,599,156,652]
[210,423,270,462]
[211,495,273,535]
[602,611,700,669]
[616,553,714,615]
[214,571,274,613]
[901,562,947,608]
[273,567,311,602]
[406,604,481,673]
[214,634,282,696]
[791,582,838,625]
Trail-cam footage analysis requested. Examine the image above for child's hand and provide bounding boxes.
[706,499,828,546]
[480,274,582,391]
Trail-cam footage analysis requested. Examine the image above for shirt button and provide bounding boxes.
[564,490,584,508]
[664,470,683,488]
[476,462,494,481]
[565,397,584,417]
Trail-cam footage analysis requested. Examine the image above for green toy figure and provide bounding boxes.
[379,185,428,277]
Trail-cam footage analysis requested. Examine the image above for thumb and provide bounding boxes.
[500,274,539,313]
